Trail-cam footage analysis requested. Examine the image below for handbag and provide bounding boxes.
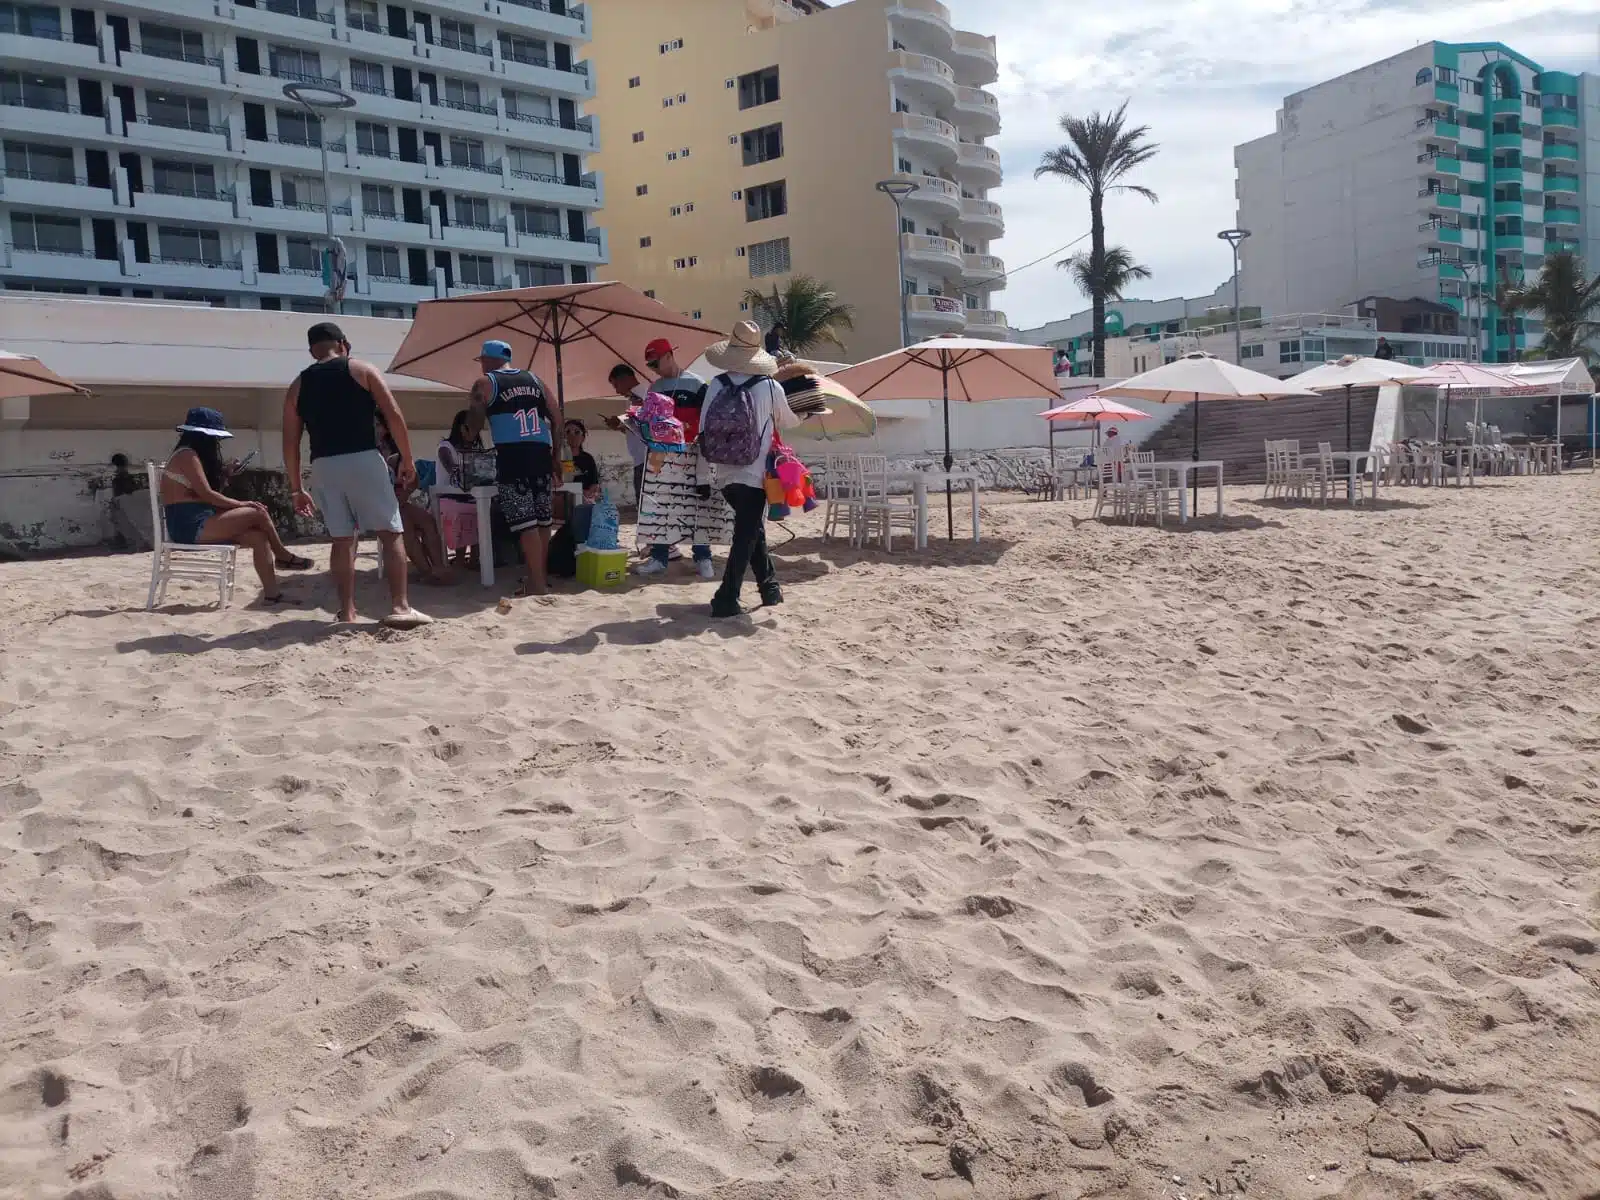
[459,448,498,488]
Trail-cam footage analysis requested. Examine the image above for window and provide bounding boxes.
[507,145,556,178]
[281,175,325,208]
[362,183,397,217]
[667,151,678,161]
[735,246,746,257]
[737,66,779,110]
[745,180,787,222]
[643,289,656,298]
[748,236,790,278]
[152,159,216,199]
[673,257,698,270]
[515,259,564,287]
[349,59,386,95]
[140,23,206,64]
[632,131,645,143]
[669,205,682,216]
[276,107,321,147]
[1278,339,1301,365]
[3,140,73,183]
[447,136,486,168]
[511,202,561,236]
[345,0,380,32]
[0,3,60,36]
[1240,343,1264,360]
[685,202,694,213]
[658,38,683,54]
[10,211,82,254]
[355,121,390,157]
[497,32,546,67]
[679,146,690,158]
[731,189,743,201]
[458,253,495,286]
[741,122,783,166]
[677,92,687,104]
[691,309,702,320]
[662,97,674,108]
[268,45,323,82]
[636,184,648,196]
[157,225,222,265]
[443,78,484,109]
[454,194,490,228]
[0,71,69,111]
[900,216,915,234]
[146,90,210,132]
[628,76,640,88]
[638,236,652,248]
[439,18,478,52]
[370,303,407,319]
[285,236,319,271]
[898,157,913,173]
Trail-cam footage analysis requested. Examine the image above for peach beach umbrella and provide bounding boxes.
[0,350,87,400]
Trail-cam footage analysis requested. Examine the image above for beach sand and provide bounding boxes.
[2,475,1598,1200]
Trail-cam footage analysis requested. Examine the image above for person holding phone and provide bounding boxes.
[282,322,431,628]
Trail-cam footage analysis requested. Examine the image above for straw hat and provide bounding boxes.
[703,320,778,376]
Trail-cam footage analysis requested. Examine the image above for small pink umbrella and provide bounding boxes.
[1039,395,1151,463]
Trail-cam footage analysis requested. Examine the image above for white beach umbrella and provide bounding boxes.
[1290,355,1433,451]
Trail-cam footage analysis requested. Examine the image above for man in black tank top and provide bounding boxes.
[283,322,431,628]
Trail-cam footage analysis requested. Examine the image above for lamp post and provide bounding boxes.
[283,82,356,314]
[1217,229,1251,364]
[876,178,920,347]
[1460,261,1481,361]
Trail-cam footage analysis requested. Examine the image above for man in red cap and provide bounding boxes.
[637,337,714,578]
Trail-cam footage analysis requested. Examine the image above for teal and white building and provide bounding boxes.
[1235,42,1595,363]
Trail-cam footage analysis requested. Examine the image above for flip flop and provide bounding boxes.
[513,579,548,599]
[260,593,299,606]
[379,608,434,630]
[275,554,315,570]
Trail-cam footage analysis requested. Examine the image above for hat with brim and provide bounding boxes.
[175,406,233,438]
[703,320,778,376]
[777,365,843,416]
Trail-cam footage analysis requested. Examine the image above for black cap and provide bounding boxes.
[307,321,346,348]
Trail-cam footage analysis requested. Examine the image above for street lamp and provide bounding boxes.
[1460,261,1481,361]
[1217,229,1251,364]
[283,81,356,314]
[876,178,920,348]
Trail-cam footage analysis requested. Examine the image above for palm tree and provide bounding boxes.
[741,274,856,356]
[1504,251,1600,364]
[1057,244,1151,319]
[1034,101,1159,376]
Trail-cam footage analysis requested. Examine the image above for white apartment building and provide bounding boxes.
[0,0,605,316]
[1235,41,1597,363]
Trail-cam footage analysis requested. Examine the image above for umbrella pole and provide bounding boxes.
[1345,383,1353,453]
[1191,391,1200,515]
[551,304,566,425]
[1049,422,1055,469]
[942,367,954,541]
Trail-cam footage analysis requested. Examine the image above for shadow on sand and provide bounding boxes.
[516,602,769,654]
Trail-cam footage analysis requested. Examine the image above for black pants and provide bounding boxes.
[714,483,776,607]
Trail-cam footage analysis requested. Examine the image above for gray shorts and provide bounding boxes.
[310,449,403,539]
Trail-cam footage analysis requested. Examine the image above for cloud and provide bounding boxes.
[953,0,1594,330]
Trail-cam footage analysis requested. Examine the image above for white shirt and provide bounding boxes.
[709,372,797,491]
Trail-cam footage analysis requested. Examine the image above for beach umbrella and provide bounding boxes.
[1039,394,1151,461]
[1412,361,1528,466]
[830,336,1058,538]
[387,282,724,417]
[1094,352,1316,511]
[1289,355,1432,451]
[0,350,87,400]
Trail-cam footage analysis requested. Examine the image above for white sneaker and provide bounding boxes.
[635,558,668,577]
[696,558,717,581]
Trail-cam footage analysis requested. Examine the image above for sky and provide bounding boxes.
[957,0,1597,332]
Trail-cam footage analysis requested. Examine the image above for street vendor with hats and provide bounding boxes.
[635,336,715,579]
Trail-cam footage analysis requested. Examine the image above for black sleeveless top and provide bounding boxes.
[296,356,378,461]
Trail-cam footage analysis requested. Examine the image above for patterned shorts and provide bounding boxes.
[498,472,554,533]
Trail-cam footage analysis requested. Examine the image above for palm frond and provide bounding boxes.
[1056,245,1152,302]
[740,274,856,355]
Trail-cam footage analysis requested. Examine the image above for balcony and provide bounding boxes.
[1545,238,1581,255]
[953,86,999,136]
[440,219,509,251]
[964,309,1007,338]
[1418,151,1460,175]
[905,293,966,333]
[1433,80,1460,105]
[1417,115,1459,141]
[949,30,998,86]
[240,135,348,173]
[1545,206,1581,227]
[962,253,1004,288]
[1544,108,1578,129]
[1420,219,1463,245]
[888,50,956,105]
[503,109,598,152]
[1419,187,1462,211]
[0,171,114,214]
[130,116,231,154]
[885,173,960,219]
[0,27,103,71]
[496,48,594,98]
[486,0,590,40]
[960,197,1003,236]
[1488,130,1524,152]
[0,244,124,285]
[131,186,238,224]
[508,168,602,209]
[891,112,958,164]
[1543,141,1579,162]
[1544,172,1579,194]
[0,99,116,143]
[887,0,954,52]
[120,44,224,87]
[901,232,962,273]
[954,142,1001,186]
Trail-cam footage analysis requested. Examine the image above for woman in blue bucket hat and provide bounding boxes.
[157,406,312,602]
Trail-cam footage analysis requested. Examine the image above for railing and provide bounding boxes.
[889,51,954,82]
[961,198,1002,221]
[350,80,391,96]
[964,253,1004,276]
[265,0,334,23]
[511,168,596,189]
[951,30,997,60]
[966,309,1006,327]
[514,225,567,240]
[505,110,590,134]
[499,46,586,75]
[1,168,89,186]
[442,157,501,174]
[345,14,383,32]
[0,97,77,114]
[902,233,961,258]
[957,87,998,111]
[262,136,348,152]
[1,25,69,41]
[364,211,408,222]
[907,294,964,317]
[438,97,497,115]
[957,142,1001,170]
[280,265,323,276]
[131,43,225,67]
[1418,217,1461,231]
[1132,312,1380,344]
[7,242,92,257]
[150,254,243,269]
[893,112,957,142]
[136,116,229,136]
[1418,185,1460,198]
[890,0,953,25]
[448,219,501,231]
[365,270,405,282]
[355,144,394,158]
[439,36,492,56]
[270,67,342,87]
[151,183,230,201]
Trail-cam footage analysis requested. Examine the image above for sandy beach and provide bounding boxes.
[3,475,1598,1200]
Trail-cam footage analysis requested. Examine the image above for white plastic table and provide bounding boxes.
[1149,460,1224,523]
[1323,450,1385,502]
[470,482,583,587]
[893,470,981,549]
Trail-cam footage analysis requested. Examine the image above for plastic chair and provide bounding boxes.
[821,453,863,543]
[853,455,917,550]
[145,461,237,609]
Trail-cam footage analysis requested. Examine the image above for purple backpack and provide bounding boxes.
[698,373,764,466]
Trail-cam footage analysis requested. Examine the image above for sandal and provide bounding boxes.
[513,579,548,599]
[260,593,298,605]
[275,553,315,570]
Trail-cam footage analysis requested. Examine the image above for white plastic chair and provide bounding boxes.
[1263,439,1283,499]
[853,455,917,550]
[1093,458,1130,521]
[1126,457,1176,526]
[145,461,237,609]
[821,453,863,543]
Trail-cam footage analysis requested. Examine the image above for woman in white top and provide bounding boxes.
[435,409,483,571]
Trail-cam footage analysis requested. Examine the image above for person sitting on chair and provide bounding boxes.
[158,407,311,603]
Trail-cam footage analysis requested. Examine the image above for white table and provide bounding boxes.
[1323,450,1384,503]
[469,481,583,588]
[1150,460,1224,524]
[893,470,981,549]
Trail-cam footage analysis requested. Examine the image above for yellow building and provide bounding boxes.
[588,0,1005,362]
